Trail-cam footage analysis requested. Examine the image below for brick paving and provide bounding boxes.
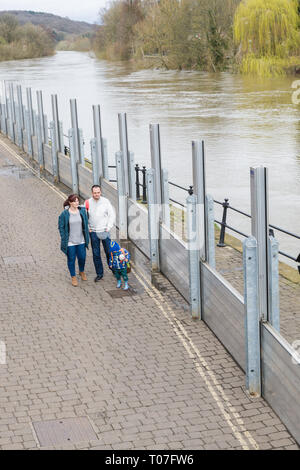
[0,135,299,450]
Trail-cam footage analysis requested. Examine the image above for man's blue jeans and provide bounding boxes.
[90,232,111,277]
[67,244,86,277]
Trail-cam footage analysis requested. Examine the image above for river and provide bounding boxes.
[0,51,299,264]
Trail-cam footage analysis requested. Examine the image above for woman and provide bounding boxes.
[58,194,89,287]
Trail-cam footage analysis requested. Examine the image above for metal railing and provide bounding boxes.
[215,198,300,271]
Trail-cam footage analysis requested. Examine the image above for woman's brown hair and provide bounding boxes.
[63,194,79,208]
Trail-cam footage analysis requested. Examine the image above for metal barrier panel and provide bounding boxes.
[127,199,149,259]
[101,178,119,226]
[78,164,93,200]
[57,152,72,189]
[201,263,246,371]
[160,225,189,301]
[43,144,53,174]
[261,323,300,444]
[32,136,38,162]
[22,130,27,153]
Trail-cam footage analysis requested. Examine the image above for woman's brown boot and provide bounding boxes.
[71,276,78,287]
[79,272,87,281]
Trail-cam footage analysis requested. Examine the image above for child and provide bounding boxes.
[109,241,131,290]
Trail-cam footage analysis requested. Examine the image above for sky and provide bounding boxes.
[0,0,109,24]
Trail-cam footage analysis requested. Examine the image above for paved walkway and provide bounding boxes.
[0,135,298,450]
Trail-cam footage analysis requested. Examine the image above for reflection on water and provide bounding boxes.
[0,51,299,261]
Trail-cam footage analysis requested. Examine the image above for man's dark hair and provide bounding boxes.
[91,185,101,191]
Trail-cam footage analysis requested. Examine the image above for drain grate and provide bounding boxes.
[107,289,135,298]
[32,417,97,447]
[3,255,35,266]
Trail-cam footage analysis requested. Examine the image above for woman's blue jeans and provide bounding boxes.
[67,244,86,277]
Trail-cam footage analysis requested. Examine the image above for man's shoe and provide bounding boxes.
[71,276,78,287]
[79,272,87,281]
[123,281,129,291]
[94,275,103,282]
[117,280,122,288]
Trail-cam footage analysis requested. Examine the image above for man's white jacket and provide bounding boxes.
[86,197,115,232]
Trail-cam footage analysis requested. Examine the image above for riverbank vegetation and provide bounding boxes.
[93,0,300,76]
[0,14,55,61]
[56,33,93,52]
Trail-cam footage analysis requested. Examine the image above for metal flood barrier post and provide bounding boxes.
[161,168,170,230]
[51,94,62,154]
[149,124,162,206]
[187,194,201,320]
[118,113,132,198]
[90,138,99,186]
[146,168,160,273]
[115,150,128,240]
[37,90,46,144]
[205,194,216,269]
[102,138,109,181]
[69,128,79,194]
[250,166,269,322]
[268,235,280,332]
[26,88,34,157]
[192,140,206,261]
[70,99,83,164]
[92,105,104,180]
[50,121,59,181]
[16,85,24,149]
[36,115,44,170]
[8,83,15,142]
[243,236,261,397]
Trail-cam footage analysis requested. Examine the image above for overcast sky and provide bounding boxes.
[0,0,109,24]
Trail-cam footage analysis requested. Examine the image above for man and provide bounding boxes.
[85,185,115,282]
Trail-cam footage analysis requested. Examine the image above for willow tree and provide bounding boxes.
[234,0,300,74]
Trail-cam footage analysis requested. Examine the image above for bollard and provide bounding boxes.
[135,164,141,200]
[205,194,216,269]
[161,168,170,230]
[50,121,59,181]
[186,194,201,320]
[146,168,160,273]
[243,236,261,397]
[217,198,229,247]
[69,128,79,194]
[115,150,128,240]
[268,236,280,332]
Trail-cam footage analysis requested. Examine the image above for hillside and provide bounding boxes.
[0,10,97,38]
